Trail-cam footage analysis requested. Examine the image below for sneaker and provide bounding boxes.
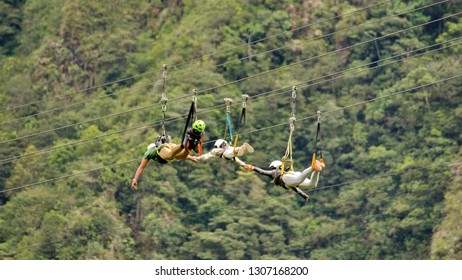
[243,142,254,153]
[235,142,254,157]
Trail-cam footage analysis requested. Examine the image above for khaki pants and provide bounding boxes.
[158,143,190,161]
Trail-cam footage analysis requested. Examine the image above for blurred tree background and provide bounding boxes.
[1,0,461,259]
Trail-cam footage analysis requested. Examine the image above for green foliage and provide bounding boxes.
[0,0,26,55]
[0,0,461,260]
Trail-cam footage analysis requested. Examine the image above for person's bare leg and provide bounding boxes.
[173,148,190,160]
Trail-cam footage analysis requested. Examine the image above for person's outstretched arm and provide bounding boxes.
[245,164,275,179]
[186,155,198,162]
[132,158,149,190]
[233,157,247,167]
[196,148,221,161]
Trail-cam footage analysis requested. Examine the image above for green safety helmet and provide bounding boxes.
[192,120,206,133]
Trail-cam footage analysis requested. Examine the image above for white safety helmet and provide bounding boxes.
[269,160,283,169]
[214,139,229,149]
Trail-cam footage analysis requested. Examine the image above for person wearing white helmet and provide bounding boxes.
[194,139,254,167]
[245,159,325,201]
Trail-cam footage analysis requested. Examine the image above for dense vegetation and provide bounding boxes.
[1,0,461,260]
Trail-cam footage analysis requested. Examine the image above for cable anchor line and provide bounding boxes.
[160,64,168,137]
[291,85,296,118]
[154,64,172,146]
[281,86,297,174]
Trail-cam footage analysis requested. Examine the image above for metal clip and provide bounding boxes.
[289,116,296,131]
[242,94,249,109]
[317,110,322,122]
[192,89,197,103]
[224,98,233,113]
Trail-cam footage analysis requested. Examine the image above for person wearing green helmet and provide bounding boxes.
[182,119,206,156]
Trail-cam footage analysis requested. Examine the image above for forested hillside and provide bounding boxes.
[1,0,461,260]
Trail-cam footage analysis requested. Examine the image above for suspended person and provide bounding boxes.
[131,120,207,190]
[183,119,207,156]
[193,139,254,167]
[244,159,325,201]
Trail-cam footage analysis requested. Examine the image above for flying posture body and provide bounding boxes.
[131,120,206,190]
[194,139,254,167]
[245,160,325,201]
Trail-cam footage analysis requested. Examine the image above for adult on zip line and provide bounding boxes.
[244,88,325,201]
[131,118,206,190]
[194,96,254,166]
[245,158,324,202]
[131,68,206,190]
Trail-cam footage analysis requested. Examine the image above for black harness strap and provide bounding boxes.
[181,89,197,148]
[311,110,323,168]
[233,94,249,153]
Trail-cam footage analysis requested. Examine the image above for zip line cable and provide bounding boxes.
[0,0,444,122]
[0,80,161,126]
[311,160,461,193]
[11,157,462,253]
[193,11,462,95]
[1,36,459,165]
[0,35,459,164]
[250,36,462,100]
[168,0,394,71]
[203,0,450,80]
[1,73,460,194]
[2,10,458,142]
[0,70,162,115]
[295,73,462,122]
[0,104,225,166]
[0,93,190,145]
[1,37,460,165]
[150,0,447,98]
[0,0,395,115]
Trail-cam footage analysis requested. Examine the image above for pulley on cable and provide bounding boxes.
[281,86,297,174]
[155,64,172,146]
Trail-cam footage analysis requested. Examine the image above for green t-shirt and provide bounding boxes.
[143,145,169,164]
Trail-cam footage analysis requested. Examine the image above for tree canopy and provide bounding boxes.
[1,0,461,260]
